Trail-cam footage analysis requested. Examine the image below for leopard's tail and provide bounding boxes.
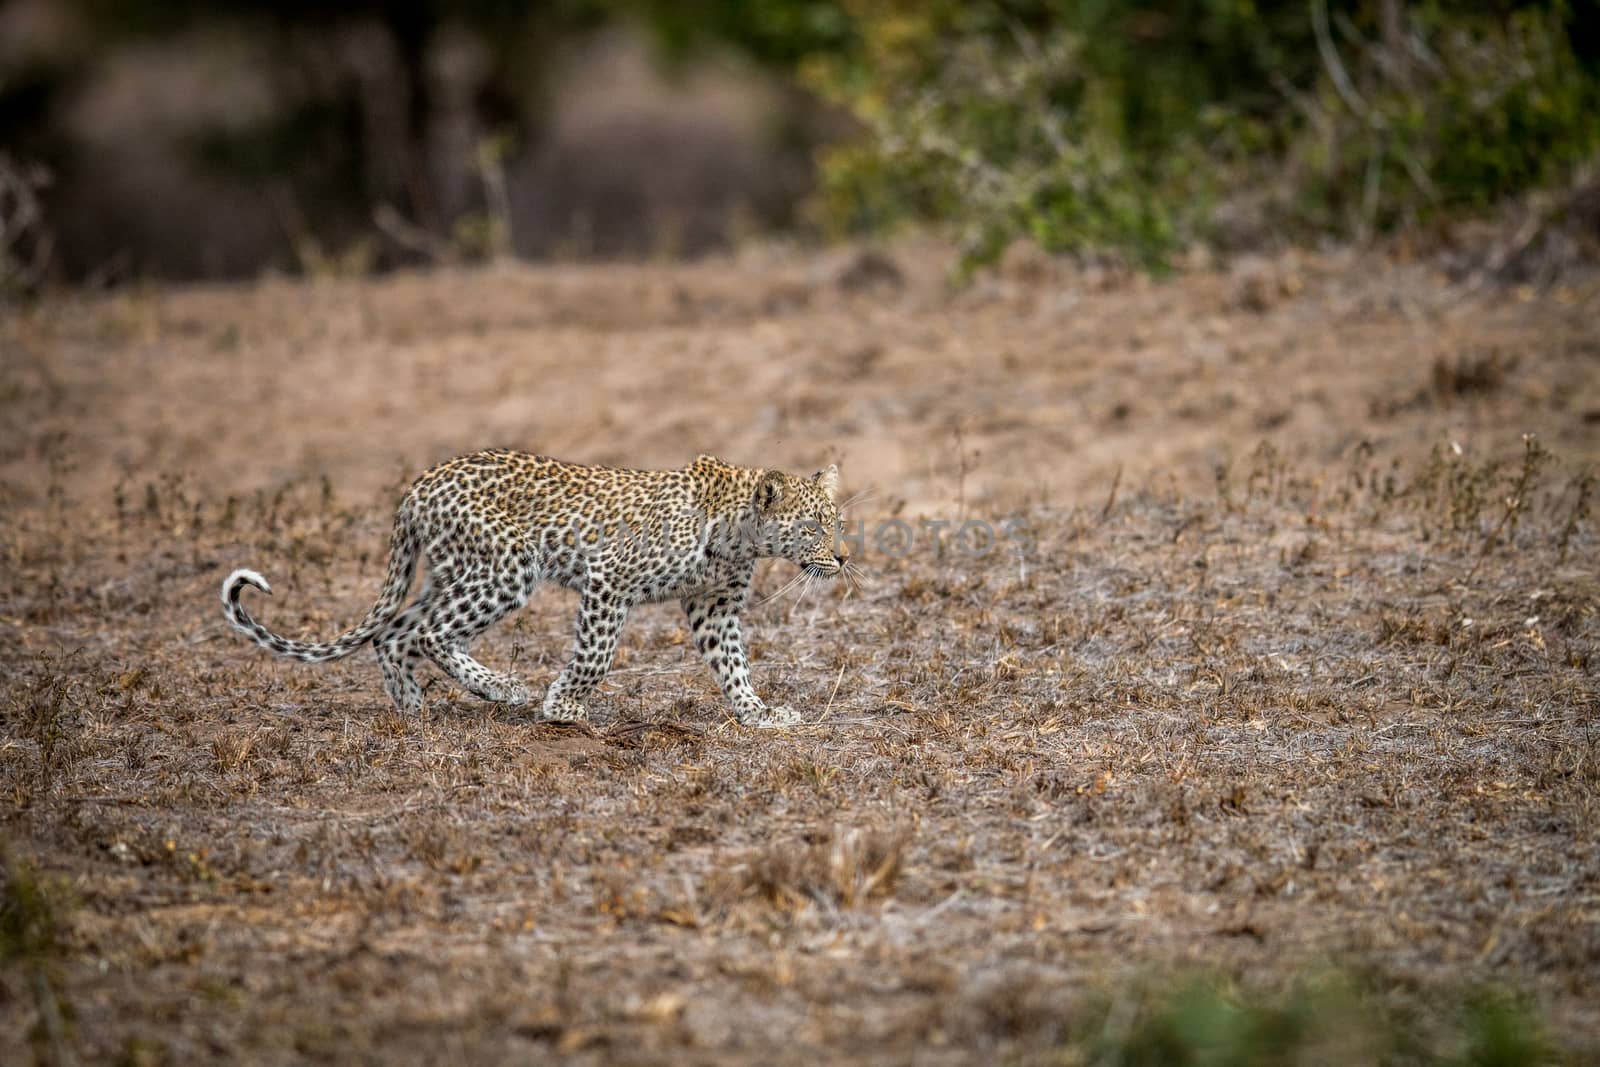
[221,504,421,664]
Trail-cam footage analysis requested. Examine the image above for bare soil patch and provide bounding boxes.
[2,247,1598,1063]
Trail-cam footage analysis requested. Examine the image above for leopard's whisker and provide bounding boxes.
[757,569,808,607]
[839,488,876,514]
[785,572,814,605]
[836,561,859,594]
[842,561,871,592]
[790,573,817,617]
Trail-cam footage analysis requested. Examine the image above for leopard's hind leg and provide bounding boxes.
[417,562,536,706]
[375,593,430,715]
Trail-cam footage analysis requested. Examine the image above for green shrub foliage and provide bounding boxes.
[796,1,1600,271]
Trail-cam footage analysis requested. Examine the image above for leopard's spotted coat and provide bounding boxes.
[221,451,845,727]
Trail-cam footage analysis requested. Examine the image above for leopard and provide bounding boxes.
[220,450,847,727]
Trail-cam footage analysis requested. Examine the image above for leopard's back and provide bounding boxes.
[402,449,751,596]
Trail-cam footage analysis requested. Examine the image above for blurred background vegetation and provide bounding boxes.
[2,0,1597,287]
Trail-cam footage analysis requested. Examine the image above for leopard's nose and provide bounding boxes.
[834,543,850,563]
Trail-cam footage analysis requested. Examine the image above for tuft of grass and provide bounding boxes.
[401,816,483,876]
[1,851,68,968]
[730,824,911,912]
[1459,988,1555,1067]
[209,731,257,774]
[1433,349,1520,404]
[1067,970,1557,1067]
[1466,433,1552,580]
[9,657,82,796]
[1,848,76,1064]
[1555,468,1593,564]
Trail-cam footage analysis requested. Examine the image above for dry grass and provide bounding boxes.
[0,245,1597,1063]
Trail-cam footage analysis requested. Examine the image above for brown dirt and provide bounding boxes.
[2,245,1598,1063]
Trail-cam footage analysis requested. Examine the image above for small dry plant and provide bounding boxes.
[732,825,911,912]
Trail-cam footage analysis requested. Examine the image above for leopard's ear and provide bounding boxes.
[812,464,840,500]
[754,470,786,514]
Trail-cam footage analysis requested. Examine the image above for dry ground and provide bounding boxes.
[2,245,1598,1063]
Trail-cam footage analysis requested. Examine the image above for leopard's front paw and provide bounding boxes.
[739,704,805,729]
[539,693,590,723]
[495,680,533,706]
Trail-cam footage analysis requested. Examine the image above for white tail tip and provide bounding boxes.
[224,568,272,599]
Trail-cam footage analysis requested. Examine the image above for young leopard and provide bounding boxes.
[221,451,846,727]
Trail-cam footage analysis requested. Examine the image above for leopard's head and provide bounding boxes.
[751,465,846,577]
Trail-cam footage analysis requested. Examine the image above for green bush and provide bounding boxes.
[801,1,1600,272]
[811,22,1204,271]
[1281,3,1600,238]
[1070,969,1562,1067]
